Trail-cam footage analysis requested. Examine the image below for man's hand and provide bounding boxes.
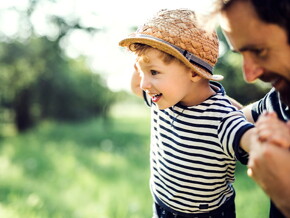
[247,112,290,217]
[256,111,290,148]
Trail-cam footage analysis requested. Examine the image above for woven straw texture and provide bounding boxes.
[119,9,223,81]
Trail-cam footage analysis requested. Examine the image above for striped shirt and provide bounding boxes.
[144,82,254,214]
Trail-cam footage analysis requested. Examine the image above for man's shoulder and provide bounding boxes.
[251,88,286,121]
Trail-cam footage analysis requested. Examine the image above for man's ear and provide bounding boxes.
[190,71,202,82]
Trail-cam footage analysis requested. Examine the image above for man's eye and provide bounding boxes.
[253,48,267,57]
[151,70,159,75]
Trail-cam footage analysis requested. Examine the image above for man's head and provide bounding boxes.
[221,0,290,43]
[119,9,223,81]
[215,0,290,106]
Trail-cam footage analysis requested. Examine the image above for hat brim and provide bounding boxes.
[119,34,223,81]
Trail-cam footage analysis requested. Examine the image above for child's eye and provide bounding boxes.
[150,70,159,75]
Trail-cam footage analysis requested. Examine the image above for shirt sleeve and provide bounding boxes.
[251,91,270,122]
[252,88,288,122]
[217,110,254,165]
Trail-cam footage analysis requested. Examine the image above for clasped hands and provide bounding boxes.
[247,111,290,215]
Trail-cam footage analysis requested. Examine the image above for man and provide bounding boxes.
[207,0,290,217]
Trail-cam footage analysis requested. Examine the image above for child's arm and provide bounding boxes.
[256,111,290,148]
[227,96,243,110]
[242,104,255,124]
[239,127,256,153]
[226,96,255,124]
[239,111,290,153]
[131,65,143,98]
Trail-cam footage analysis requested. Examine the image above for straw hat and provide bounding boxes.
[119,9,223,81]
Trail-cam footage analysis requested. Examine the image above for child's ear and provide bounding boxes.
[190,71,202,82]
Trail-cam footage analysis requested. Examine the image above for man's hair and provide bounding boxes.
[223,0,290,43]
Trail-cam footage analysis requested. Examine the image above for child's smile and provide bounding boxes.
[152,93,162,102]
[136,49,202,109]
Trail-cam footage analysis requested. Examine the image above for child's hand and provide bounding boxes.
[131,64,143,97]
[256,111,290,148]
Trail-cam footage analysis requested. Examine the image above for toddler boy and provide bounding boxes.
[119,9,254,218]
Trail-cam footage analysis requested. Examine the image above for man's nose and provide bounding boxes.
[242,53,264,83]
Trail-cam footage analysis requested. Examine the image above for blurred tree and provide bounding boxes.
[215,28,271,105]
[0,1,115,131]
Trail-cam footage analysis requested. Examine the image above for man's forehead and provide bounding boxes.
[223,0,231,4]
[218,2,262,52]
[218,12,231,32]
[218,18,237,52]
[221,27,264,54]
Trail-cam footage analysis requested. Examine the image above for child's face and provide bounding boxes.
[135,49,196,109]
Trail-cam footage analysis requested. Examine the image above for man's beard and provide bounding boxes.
[260,72,290,107]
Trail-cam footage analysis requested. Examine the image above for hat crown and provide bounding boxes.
[136,9,219,67]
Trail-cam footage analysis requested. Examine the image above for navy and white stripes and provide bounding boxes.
[144,82,254,214]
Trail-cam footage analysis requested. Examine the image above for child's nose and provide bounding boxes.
[140,76,152,90]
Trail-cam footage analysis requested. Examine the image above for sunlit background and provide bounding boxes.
[0,0,216,91]
[0,0,271,217]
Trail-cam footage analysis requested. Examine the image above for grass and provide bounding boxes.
[0,102,269,217]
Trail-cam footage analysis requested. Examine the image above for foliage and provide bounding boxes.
[0,2,115,132]
[0,37,115,131]
[0,109,269,218]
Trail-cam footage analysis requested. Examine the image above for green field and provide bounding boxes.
[0,104,269,218]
